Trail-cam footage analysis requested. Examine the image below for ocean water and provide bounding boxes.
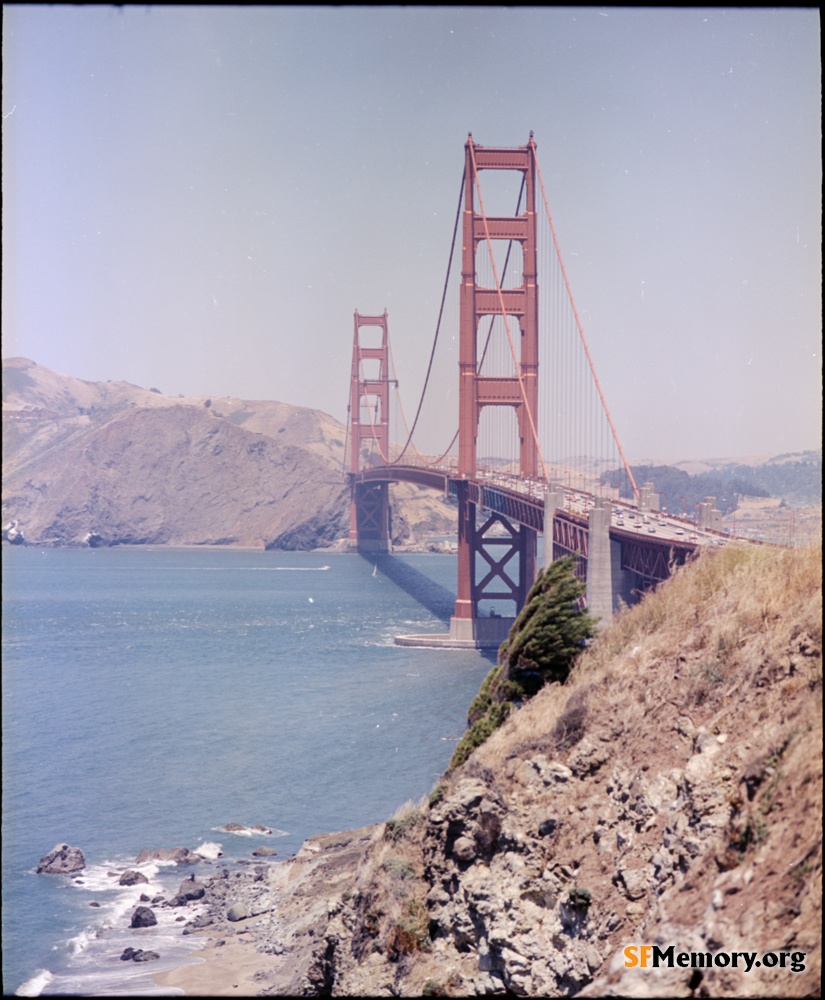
[1,546,491,996]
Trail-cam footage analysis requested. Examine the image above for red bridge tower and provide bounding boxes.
[347,310,392,554]
[452,134,540,642]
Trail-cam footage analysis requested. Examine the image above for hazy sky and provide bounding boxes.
[2,6,821,461]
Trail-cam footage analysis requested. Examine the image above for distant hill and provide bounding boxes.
[685,454,822,506]
[603,454,821,515]
[2,358,453,549]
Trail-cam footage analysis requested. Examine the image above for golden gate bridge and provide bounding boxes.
[343,134,728,648]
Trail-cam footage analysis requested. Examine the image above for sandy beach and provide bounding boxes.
[153,920,275,996]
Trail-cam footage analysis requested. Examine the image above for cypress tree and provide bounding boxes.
[500,556,597,693]
[448,557,596,771]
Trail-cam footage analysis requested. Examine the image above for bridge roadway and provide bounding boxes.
[350,462,726,558]
[350,463,738,644]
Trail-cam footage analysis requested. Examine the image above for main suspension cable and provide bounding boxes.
[393,173,465,465]
[387,336,419,460]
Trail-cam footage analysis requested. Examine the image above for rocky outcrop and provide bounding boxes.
[36,844,85,874]
[135,846,200,865]
[130,906,157,928]
[265,506,350,551]
[118,869,149,886]
[2,520,25,544]
[162,829,379,993]
[178,876,206,901]
[221,822,273,835]
[421,773,602,995]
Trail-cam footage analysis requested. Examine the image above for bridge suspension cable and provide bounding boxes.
[387,335,421,460]
[534,150,640,502]
[388,155,532,474]
[391,174,465,467]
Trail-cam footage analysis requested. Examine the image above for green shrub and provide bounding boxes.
[428,783,447,808]
[380,855,416,881]
[384,808,423,843]
[568,886,592,908]
[449,693,514,770]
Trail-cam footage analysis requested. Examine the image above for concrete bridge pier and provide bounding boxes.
[543,485,566,568]
[697,496,723,531]
[586,499,614,622]
[586,499,638,624]
[639,481,660,513]
[447,614,515,648]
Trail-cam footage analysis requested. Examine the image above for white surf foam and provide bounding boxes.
[15,969,53,997]
[193,841,223,860]
[212,823,288,838]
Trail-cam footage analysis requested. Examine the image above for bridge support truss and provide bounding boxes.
[348,310,393,555]
[451,135,540,643]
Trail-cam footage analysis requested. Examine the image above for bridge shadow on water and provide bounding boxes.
[365,554,455,624]
[363,554,499,664]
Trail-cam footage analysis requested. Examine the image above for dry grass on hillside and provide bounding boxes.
[472,542,822,773]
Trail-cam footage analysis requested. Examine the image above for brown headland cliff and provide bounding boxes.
[2,357,454,549]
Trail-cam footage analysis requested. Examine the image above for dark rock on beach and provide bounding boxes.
[130,905,157,928]
[179,876,206,900]
[119,869,149,886]
[251,846,278,857]
[120,947,160,962]
[36,844,86,874]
